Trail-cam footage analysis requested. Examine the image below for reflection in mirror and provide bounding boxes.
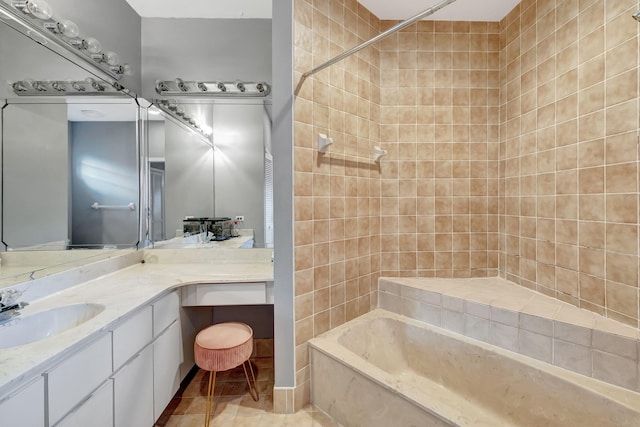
[147,100,273,250]
[0,11,140,286]
[3,98,139,251]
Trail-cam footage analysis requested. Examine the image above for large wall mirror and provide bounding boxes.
[0,10,140,286]
[141,14,273,251]
[146,99,273,250]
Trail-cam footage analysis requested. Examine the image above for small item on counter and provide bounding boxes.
[231,221,239,237]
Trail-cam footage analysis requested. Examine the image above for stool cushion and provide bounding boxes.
[194,322,253,372]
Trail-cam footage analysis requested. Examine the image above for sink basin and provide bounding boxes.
[0,303,105,349]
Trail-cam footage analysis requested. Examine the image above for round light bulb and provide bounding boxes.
[122,64,133,76]
[103,51,120,66]
[12,81,28,92]
[84,37,102,53]
[176,106,185,116]
[26,0,53,20]
[71,81,85,92]
[58,19,79,38]
[51,81,66,91]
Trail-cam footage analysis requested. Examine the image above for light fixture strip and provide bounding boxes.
[0,1,130,81]
[155,80,271,97]
[9,78,124,96]
[155,100,213,144]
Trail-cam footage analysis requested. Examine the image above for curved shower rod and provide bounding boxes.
[294,0,458,95]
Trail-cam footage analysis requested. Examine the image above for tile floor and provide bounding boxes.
[155,356,340,427]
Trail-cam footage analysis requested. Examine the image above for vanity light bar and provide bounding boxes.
[2,0,131,80]
[9,78,126,96]
[156,100,213,142]
[155,79,271,97]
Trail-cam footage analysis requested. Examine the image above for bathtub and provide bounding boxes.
[309,309,640,427]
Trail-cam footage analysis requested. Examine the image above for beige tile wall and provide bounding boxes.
[293,0,382,409]
[290,0,640,411]
[378,19,501,278]
[499,0,640,327]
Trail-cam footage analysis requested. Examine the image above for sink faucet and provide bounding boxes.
[0,289,29,322]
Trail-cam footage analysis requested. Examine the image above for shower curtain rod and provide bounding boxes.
[294,0,458,95]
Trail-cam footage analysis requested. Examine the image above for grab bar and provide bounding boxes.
[91,202,136,211]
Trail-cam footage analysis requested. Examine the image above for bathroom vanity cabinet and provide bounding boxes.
[57,381,113,427]
[0,290,182,427]
[111,305,154,427]
[48,333,113,426]
[0,376,45,426]
[152,292,182,420]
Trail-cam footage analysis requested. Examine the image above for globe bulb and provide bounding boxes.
[12,81,28,92]
[58,19,79,38]
[122,64,133,76]
[103,51,120,66]
[26,0,53,20]
[84,37,102,54]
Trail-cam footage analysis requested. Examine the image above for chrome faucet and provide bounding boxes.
[0,289,29,322]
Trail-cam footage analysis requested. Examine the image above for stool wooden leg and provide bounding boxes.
[242,360,260,401]
[204,370,216,427]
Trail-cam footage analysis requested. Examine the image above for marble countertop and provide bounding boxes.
[0,248,274,397]
[151,229,255,249]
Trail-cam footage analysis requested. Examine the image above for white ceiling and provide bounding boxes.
[67,103,138,122]
[124,0,519,22]
[124,0,272,19]
[360,0,521,22]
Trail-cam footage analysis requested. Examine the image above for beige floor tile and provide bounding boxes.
[160,354,339,427]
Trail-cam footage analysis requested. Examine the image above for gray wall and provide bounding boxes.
[141,18,272,99]
[272,0,295,389]
[148,121,166,160]
[213,103,265,245]
[2,103,69,248]
[70,121,138,246]
[0,22,94,99]
[42,0,142,93]
[164,120,214,237]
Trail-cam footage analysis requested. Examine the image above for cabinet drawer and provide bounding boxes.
[0,376,44,427]
[153,291,179,337]
[181,282,267,306]
[112,305,153,370]
[46,333,112,425]
[55,380,113,427]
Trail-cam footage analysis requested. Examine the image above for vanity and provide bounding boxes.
[0,247,274,426]
[0,2,276,425]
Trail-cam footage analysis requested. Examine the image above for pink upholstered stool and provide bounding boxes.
[194,322,259,426]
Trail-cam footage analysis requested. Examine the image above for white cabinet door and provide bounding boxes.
[153,291,179,337]
[56,380,113,427]
[113,344,154,427]
[47,333,112,425]
[153,320,182,420]
[0,376,44,427]
[112,305,153,370]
